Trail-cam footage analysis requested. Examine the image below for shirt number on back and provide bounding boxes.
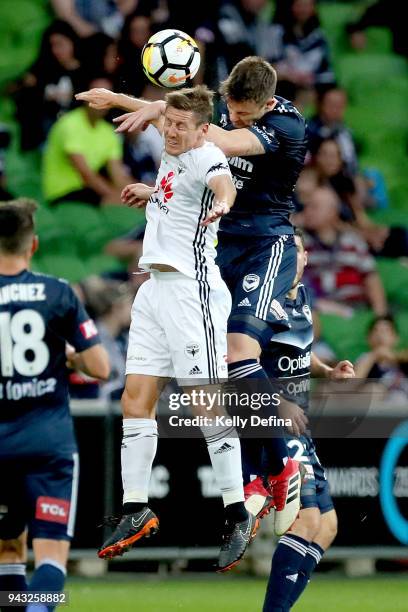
[0,310,49,376]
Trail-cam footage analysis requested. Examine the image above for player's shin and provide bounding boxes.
[200,423,246,520]
[0,563,27,611]
[121,418,158,512]
[286,542,325,608]
[263,534,310,612]
[27,558,66,612]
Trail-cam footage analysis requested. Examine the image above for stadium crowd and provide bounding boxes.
[3,0,408,403]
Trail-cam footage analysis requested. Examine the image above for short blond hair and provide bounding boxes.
[165,85,214,126]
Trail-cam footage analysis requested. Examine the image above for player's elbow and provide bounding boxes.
[81,345,111,380]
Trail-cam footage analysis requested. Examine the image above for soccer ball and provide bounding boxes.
[141,29,200,88]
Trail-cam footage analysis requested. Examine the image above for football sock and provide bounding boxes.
[0,563,27,611]
[200,423,245,508]
[287,542,324,607]
[228,360,288,475]
[122,502,147,514]
[121,418,158,506]
[263,534,309,612]
[27,558,66,612]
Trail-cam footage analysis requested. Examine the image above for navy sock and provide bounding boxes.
[228,359,288,475]
[263,534,309,612]
[287,542,324,608]
[27,559,66,612]
[0,563,27,612]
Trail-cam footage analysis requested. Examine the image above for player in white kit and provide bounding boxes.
[99,86,258,572]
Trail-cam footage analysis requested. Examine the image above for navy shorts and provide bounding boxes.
[286,435,334,514]
[216,233,296,346]
[0,453,79,541]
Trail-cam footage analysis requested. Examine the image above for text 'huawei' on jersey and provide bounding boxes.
[139,141,232,280]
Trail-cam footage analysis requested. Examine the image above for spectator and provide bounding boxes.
[300,186,387,316]
[123,123,161,184]
[307,87,358,176]
[83,278,134,400]
[355,315,408,405]
[13,20,83,150]
[43,76,130,206]
[346,0,407,58]
[309,139,408,257]
[270,0,335,106]
[116,9,153,96]
[81,32,120,82]
[50,0,146,39]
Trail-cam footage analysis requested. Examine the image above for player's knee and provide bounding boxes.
[121,387,151,418]
[291,507,321,541]
[323,511,338,543]
[0,537,26,563]
[227,332,261,362]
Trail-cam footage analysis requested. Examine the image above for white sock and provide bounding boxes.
[200,423,245,506]
[121,418,158,504]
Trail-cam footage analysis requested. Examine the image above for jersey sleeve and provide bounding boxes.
[196,145,232,186]
[56,281,101,352]
[248,121,280,154]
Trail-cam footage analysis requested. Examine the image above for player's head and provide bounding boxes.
[292,227,308,287]
[0,199,38,261]
[163,85,214,156]
[367,314,398,349]
[219,56,277,128]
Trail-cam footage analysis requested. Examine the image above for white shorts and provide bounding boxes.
[126,271,231,383]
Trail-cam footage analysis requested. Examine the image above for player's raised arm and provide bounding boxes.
[201,173,236,227]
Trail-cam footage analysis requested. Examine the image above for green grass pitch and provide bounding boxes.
[66,575,408,611]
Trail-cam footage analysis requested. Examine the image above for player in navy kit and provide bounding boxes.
[0,199,110,611]
[244,230,355,611]
[77,56,308,532]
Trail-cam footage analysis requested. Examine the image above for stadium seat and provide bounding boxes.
[319,310,374,361]
[53,203,110,255]
[85,254,125,276]
[101,205,146,240]
[39,254,88,283]
[376,258,408,309]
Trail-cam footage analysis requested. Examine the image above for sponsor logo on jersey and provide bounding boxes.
[35,496,70,524]
[251,124,272,144]
[278,351,311,374]
[238,297,251,307]
[79,319,98,339]
[243,274,260,293]
[270,299,289,320]
[227,156,254,173]
[185,342,201,359]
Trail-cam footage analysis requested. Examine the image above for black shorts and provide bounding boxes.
[0,453,79,541]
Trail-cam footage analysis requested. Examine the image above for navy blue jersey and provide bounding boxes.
[261,283,313,410]
[218,96,307,237]
[0,269,100,455]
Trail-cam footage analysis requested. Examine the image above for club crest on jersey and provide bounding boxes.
[243,274,260,292]
[185,342,201,359]
[302,304,312,323]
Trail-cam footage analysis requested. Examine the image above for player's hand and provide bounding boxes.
[75,88,118,110]
[66,345,80,370]
[329,360,355,379]
[201,200,230,227]
[279,399,308,437]
[113,101,166,133]
[121,183,152,207]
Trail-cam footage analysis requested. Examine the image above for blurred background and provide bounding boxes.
[0,1,407,610]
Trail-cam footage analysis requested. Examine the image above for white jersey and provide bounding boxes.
[139,141,231,280]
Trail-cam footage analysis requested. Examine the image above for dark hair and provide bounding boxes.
[219,57,277,105]
[32,20,81,83]
[165,85,214,126]
[368,314,397,335]
[294,226,305,247]
[273,0,320,38]
[0,199,37,254]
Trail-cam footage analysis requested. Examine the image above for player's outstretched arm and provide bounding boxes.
[66,345,110,380]
[75,88,152,112]
[201,174,236,227]
[206,124,265,157]
[113,101,166,135]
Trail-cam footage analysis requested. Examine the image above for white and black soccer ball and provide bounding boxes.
[141,29,200,88]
